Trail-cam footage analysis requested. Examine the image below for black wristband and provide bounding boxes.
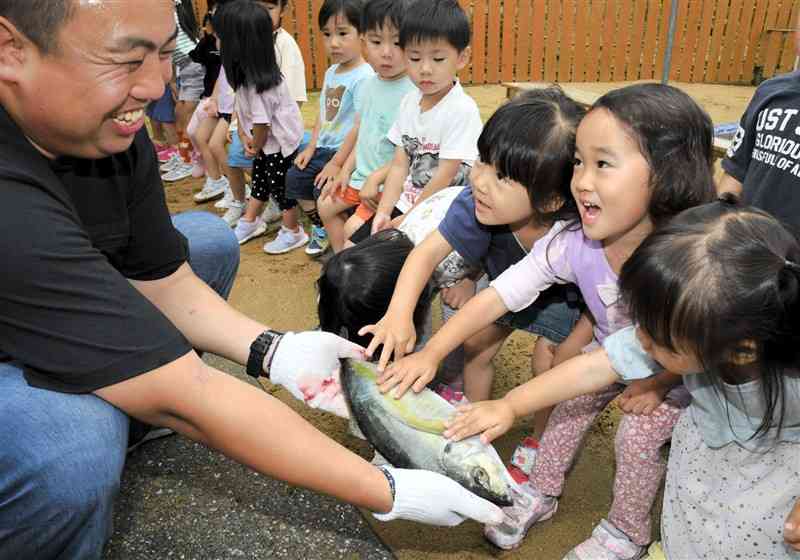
[378,466,396,504]
[246,330,283,378]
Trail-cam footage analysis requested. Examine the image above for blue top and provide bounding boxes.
[603,326,800,451]
[316,63,375,150]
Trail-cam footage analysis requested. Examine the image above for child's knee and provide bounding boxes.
[531,337,557,375]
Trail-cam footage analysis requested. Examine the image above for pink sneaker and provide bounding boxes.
[484,482,558,550]
[157,146,177,163]
[564,519,646,560]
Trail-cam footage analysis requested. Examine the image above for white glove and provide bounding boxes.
[373,466,504,527]
[269,331,364,418]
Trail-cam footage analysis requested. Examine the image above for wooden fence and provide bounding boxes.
[194,0,800,90]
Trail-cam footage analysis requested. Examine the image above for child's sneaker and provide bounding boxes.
[161,162,194,182]
[221,199,246,227]
[508,436,540,484]
[233,216,267,244]
[193,176,228,202]
[304,225,329,256]
[484,482,558,550]
[263,225,309,254]
[260,197,282,224]
[563,519,646,560]
[215,186,233,209]
[159,153,182,172]
[157,146,178,163]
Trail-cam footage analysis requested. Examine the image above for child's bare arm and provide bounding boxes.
[373,147,409,233]
[552,312,594,366]
[444,349,620,443]
[361,231,454,369]
[316,118,360,189]
[617,370,682,415]
[295,115,321,169]
[360,163,391,211]
[416,158,464,203]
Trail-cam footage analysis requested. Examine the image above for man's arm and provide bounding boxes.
[94,351,394,512]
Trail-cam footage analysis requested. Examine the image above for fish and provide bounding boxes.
[340,358,515,507]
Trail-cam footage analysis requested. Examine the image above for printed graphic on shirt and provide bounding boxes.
[325,85,346,122]
[729,107,800,178]
[398,134,471,211]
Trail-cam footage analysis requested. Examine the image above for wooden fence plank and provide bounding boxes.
[292,0,313,89]
[763,0,788,78]
[311,0,327,90]
[718,0,744,82]
[612,0,631,81]
[691,0,716,82]
[731,0,756,82]
[626,0,647,80]
[471,0,488,84]
[742,0,769,83]
[705,0,730,83]
[515,0,533,80]
[778,3,800,74]
[486,0,502,83]
[501,0,517,81]
[544,0,560,80]
[677,0,702,82]
[559,0,577,80]
[641,0,660,79]
[572,0,589,81]
[599,0,616,81]
[530,0,546,80]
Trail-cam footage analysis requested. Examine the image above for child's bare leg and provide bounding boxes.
[227,167,247,202]
[342,213,365,249]
[149,119,166,144]
[530,337,558,440]
[162,122,178,146]
[319,196,357,253]
[282,207,301,231]
[242,197,266,222]
[209,120,231,182]
[461,323,513,402]
[193,117,221,179]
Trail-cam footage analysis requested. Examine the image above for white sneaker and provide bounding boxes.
[215,186,233,209]
[263,225,309,254]
[193,176,228,202]
[159,153,182,172]
[161,162,194,182]
[221,199,246,227]
[484,482,558,550]
[233,217,267,244]
[564,519,646,560]
[260,197,282,223]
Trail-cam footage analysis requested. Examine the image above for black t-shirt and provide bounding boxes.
[0,106,192,393]
[189,33,221,99]
[722,71,800,234]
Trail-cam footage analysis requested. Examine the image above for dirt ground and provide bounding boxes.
[164,82,755,559]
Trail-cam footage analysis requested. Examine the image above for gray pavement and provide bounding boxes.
[105,355,394,560]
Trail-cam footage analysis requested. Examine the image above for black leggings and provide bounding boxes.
[250,149,297,210]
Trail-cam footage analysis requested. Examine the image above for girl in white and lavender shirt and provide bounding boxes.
[381,83,717,557]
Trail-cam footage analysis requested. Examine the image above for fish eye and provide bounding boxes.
[472,467,489,487]
[443,442,453,454]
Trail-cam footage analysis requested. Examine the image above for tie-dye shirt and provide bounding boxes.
[491,220,629,348]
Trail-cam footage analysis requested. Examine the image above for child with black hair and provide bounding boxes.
[283,0,374,255]
[381,83,717,556]
[315,0,416,253]
[362,86,587,439]
[215,0,303,248]
[370,0,482,235]
[447,196,800,558]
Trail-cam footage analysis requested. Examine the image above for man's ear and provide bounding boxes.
[0,17,28,84]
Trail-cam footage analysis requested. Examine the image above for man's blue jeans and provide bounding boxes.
[0,212,238,560]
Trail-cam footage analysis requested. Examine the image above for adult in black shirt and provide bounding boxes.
[0,1,502,557]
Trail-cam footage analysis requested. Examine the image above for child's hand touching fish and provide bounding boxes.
[444,399,516,444]
[376,349,438,398]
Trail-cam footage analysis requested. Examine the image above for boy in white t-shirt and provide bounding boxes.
[370,0,482,235]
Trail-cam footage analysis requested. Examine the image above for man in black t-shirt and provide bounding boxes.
[0,0,502,556]
[718,33,800,234]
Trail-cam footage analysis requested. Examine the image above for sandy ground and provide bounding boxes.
[163,82,755,559]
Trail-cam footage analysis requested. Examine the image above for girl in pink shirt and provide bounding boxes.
[216,1,304,249]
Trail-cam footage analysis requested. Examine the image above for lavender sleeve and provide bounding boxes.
[490,221,577,312]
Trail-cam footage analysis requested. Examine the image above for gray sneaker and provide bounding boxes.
[304,225,329,256]
[233,216,267,244]
[263,225,309,254]
[484,482,558,550]
[221,199,246,227]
